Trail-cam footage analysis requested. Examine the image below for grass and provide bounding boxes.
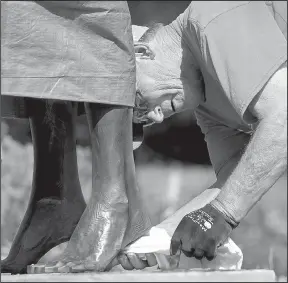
[1,134,287,278]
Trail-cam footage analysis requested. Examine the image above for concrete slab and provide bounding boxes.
[1,269,276,282]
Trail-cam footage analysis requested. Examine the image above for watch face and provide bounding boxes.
[133,122,144,150]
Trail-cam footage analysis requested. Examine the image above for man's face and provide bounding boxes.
[133,28,204,126]
[134,57,184,125]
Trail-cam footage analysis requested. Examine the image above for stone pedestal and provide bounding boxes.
[1,269,276,282]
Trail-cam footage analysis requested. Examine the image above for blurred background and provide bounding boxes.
[1,109,287,278]
[1,1,287,279]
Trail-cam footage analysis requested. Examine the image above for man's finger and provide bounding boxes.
[181,234,194,254]
[203,239,217,261]
[204,247,217,261]
[205,253,216,261]
[126,253,148,270]
[145,253,158,267]
[182,249,195,258]
[170,236,182,256]
[118,254,134,270]
[193,248,205,260]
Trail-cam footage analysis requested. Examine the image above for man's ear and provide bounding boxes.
[134,42,155,60]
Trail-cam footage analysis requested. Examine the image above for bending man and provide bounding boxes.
[131,1,287,262]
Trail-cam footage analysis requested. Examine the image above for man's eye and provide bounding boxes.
[171,100,176,112]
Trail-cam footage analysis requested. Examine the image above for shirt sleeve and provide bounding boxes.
[194,108,251,179]
[195,1,287,123]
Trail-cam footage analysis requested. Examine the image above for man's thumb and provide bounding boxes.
[170,236,182,256]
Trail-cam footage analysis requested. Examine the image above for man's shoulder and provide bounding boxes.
[184,1,251,30]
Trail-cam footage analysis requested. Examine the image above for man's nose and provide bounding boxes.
[147,106,164,123]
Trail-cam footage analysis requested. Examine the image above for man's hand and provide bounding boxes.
[117,252,157,270]
[106,252,158,271]
[170,204,237,261]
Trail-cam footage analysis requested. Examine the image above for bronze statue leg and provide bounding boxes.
[39,103,151,273]
[1,99,86,274]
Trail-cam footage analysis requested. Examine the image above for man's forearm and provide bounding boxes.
[211,112,287,223]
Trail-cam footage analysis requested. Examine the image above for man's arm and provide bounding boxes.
[211,67,287,223]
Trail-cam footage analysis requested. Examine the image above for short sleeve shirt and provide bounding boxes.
[171,1,287,174]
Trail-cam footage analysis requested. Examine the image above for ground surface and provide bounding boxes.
[0,270,277,282]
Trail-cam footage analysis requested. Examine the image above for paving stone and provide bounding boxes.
[1,269,276,282]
